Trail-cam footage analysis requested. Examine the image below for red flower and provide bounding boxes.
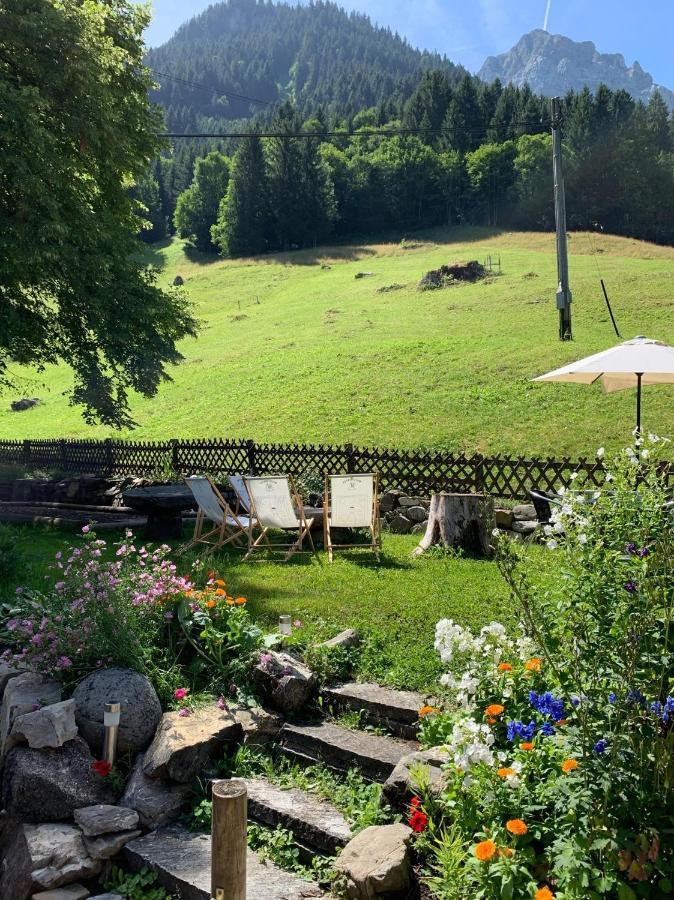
[410,796,421,808]
[408,810,428,833]
[91,759,112,777]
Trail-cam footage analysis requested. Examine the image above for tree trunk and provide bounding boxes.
[412,492,494,557]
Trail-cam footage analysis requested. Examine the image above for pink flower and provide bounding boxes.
[174,687,189,700]
[81,525,90,534]
[56,656,72,669]
[217,696,226,710]
[178,707,190,717]
[293,620,303,628]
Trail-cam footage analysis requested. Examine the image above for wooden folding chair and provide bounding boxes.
[243,475,316,561]
[323,473,381,562]
[182,475,255,553]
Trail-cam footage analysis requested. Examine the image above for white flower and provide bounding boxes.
[648,433,659,443]
[492,527,500,537]
[641,448,650,459]
[570,472,578,481]
[605,472,613,483]
[596,447,605,458]
[554,521,564,534]
[558,486,566,496]
[462,774,473,789]
[543,524,553,536]
[547,539,558,550]
[578,534,588,544]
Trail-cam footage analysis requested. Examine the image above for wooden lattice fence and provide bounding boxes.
[0,436,639,500]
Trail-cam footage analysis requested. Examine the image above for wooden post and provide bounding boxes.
[211,778,247,900]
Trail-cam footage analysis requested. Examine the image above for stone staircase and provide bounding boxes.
[123,683,424,899]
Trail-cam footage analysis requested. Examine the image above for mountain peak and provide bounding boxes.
[479,29,673,109]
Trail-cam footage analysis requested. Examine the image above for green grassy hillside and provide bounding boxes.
[3,227,673,456]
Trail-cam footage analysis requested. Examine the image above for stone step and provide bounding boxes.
[123,826,325,900]
[244,777,352,856]
[280,721,418,782]
[322,682,427,739]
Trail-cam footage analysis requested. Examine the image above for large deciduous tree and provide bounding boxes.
[0,0,197,427]
[174,150,230,252]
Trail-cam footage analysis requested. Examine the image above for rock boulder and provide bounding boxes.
[9,699,78,750]
[0,672,62,757]
[381,748,449,810]
[73,805,139,838]
[334,823,413,898]
[72,668,161,754]
[119,754,192,829]
[252,651,316,714]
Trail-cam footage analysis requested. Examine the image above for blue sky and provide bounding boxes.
[144,0,673,88]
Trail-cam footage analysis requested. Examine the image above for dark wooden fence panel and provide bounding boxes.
[1,436,669,499]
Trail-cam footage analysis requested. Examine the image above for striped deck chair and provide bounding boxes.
[243,475,315,561]
[323,473,381,562]
[183,475,255,553]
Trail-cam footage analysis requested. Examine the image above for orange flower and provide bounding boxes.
[561,759,579,773]
[184,589,194,598]
[520,742,534,751]
[497,767,515,778]
[499,847,514,858]
[535,888,554,900]
[206,599,217,609]
[215,579,225,587]
[498,662,513,672]
[485,704,504,717]
[418,705,439,718]
[506,819,528,835]
[215,588,226,596]
[474,839,497,862]
[555,719,568,726]
[234,597,247,606]
[524,658,542,672]
[487,716,497,725]
[226,598,236,606]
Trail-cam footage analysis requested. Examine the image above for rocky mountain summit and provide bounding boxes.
[479,29,674,109]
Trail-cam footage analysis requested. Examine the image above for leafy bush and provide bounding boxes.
[0,523,27,585]
[414,436,674,899]
[3,529,262,702]
[105,865,169,900]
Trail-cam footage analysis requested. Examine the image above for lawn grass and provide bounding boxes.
[4,524,516,691]
[2,227,673,456]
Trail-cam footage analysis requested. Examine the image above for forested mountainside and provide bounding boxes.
[145,0,467,132]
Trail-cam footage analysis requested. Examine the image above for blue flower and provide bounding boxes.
[608,692,617,704]
[593,739,607,754]
[624,542,638,555]
[540,722,555,737]
[627,689,646,706]
[571,696,581,708]
[650,701,663,717]
[506,720,536,742]
[624,580,638,594]
[529,690,565,721]
[664,697,674,723]
[638,547,650,558]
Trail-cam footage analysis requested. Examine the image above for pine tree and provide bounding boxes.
[211,135,271,257]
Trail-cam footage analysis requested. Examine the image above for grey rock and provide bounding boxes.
[142,708,242,784]
[11,398,40,412]
[88,895,123,900]
[252,651,316,715]
[0,660,26,698]
[0,823,101,900]
[72,667,161,755]
[317,628,361,651]
[405,505,428,523]
[322,682,426,740]
[83,829,141,860]
[334,823,413,899]
[389,514,412,534]
[244,777,351,855]
[397,496,423,508]
[227,704,282,745]
[512,503,537,521]
[32,885,91,899]
[479,28,674,111]
[2,737,116,822]
[411,521,428,535]
[172,275,184,286]
[382,748,450,810]
[10,699,78,750]
[0,672,62,757]
[378,493,398,514]
[123,825,325,899]
[74,805,139,837]
[512,520,539,535]
[281,722,417,782]
[494,508,514,528]
[119,754,192,829]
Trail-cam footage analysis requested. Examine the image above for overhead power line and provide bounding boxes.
[150,68,274,107]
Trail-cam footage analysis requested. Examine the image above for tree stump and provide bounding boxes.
[412,492,494,557]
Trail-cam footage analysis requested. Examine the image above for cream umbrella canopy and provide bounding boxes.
[534,336,674,434]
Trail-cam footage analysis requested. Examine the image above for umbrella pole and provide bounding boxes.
[636,372,643,436]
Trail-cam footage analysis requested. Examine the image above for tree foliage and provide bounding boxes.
[0,0,197,426]
[174,150,230,251]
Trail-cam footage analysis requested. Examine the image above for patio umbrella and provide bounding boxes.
[533,336,674,433]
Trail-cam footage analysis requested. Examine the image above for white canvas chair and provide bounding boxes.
[182,475,255,553]
[323,473,381,562]
[243,475,315,561]
[228,474,252,515]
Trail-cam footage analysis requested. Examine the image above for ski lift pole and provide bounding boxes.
[551,97,572,340]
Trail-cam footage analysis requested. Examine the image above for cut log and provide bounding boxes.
[412,492,494,557]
